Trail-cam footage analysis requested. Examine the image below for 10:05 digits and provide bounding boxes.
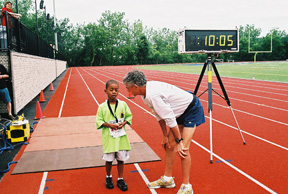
[190,35,233,47]
[204,35,233,46]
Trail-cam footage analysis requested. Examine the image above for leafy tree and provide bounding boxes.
[1,1,288,66]
[261,29,286,60]
[282,33,288,59]
[98,10,129,65]
[136,34,149,64]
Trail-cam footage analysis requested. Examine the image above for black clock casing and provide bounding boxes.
[178,29,239,54]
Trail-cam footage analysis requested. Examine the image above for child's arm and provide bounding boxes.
[117,120,128,129]
[124,103,133,125]
[102,122,119,129]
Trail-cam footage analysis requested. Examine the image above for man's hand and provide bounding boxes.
[174,142,188,158]
[161,136,170,150]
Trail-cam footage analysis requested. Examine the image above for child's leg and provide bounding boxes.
[115,150,129,179]
[103,153,115,189]
[106,161,113,176]
[116,160,128,191]
[117,160,124,178]
[115,151,129,191]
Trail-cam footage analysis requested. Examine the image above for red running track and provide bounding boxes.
[0,66,287,194]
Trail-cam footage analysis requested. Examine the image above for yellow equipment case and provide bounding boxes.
[6,115,30,143]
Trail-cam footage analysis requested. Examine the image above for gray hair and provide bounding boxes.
[123,70,147,87]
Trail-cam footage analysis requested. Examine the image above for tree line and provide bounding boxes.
[3,1,288,66]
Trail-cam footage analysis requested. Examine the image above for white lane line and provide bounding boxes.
[38,169,48,194]
[78,68,157,194]
[58,68,73,118]
[227,97,288,112]
[134,163,157,194]
[199,99,288,126]
[209,116,288,151]
[192,140,277,194]
[76,68,99,106]
[83,67,279,193]
[207,99,288,126]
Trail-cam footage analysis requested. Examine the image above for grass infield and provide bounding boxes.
[136,61,288,83]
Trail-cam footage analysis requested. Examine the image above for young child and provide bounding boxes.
[96,80,132,192]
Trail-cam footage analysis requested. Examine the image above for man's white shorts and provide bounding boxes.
[102,150,129,162]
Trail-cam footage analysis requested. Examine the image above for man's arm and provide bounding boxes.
[158,119,168,136]
[158,119,170,150]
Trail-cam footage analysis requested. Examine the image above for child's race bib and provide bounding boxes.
[108,118,126,138]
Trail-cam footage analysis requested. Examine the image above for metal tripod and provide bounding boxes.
[194,54,246,163]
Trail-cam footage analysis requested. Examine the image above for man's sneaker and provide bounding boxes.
[117,179,128,191]
[106,177,114,189]
[147,176,176,189]
[177,184,193,194]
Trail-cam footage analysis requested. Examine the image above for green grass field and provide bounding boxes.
[136,61,288,83]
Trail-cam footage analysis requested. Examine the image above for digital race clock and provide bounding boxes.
[178,29,239,54]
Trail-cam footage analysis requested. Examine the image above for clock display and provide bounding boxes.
[178,29,239,54]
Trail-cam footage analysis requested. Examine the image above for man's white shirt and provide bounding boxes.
[142,81,193,128]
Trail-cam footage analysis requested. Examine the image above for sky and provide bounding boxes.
[44,0,288,37]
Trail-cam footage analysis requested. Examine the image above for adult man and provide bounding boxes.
[123,70,205,194]
[0,64,13,120]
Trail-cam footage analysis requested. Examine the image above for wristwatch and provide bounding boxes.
[175,138,183,144]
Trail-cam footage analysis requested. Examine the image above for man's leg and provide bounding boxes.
[164,130,177,176]
[147,130,176,189]
[179,125,196,184]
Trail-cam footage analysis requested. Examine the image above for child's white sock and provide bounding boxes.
[118,177,123,180]
[106,175,112,178]
[163,175,172,182]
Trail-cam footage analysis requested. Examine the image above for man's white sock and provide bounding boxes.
[163,175,172,181]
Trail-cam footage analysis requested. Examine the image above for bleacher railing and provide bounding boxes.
[0,11,65,61]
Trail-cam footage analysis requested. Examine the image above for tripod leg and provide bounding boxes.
[194,62,207,96]
[207,56,213,163]
[209,111,213,164]
[229,106,246,145]
[211,62,231,106]
[212,61,246,145]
